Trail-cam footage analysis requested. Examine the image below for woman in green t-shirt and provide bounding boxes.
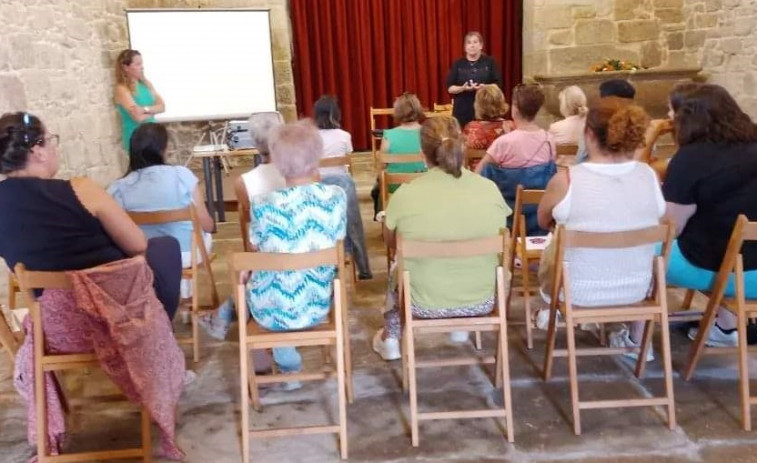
[372,115,511,361]
[114,49,165,152]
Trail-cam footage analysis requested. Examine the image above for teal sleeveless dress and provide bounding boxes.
[117,81,156,152]
[383,127,425,193]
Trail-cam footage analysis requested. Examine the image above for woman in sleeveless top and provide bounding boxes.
[370,93,426,219]
[114,49,165,152]
[537,98,666,362]
[0,112,182,319]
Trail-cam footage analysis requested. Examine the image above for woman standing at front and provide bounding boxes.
[114,49,165,152]
[446,31,503,129]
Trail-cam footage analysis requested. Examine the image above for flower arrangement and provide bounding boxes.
[591,58,645,72]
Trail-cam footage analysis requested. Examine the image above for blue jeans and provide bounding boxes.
[218,298,302,372]
[662,241,757,298]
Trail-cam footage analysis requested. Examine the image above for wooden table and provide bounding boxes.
[191,148,258,226]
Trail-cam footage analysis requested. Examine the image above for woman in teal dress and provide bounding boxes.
[114,49,165,152]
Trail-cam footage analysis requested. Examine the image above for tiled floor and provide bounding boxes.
[3,154,757,462]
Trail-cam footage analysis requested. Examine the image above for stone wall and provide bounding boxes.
[523,0,693,77]
[683,0,757,118]
[0,0,294,302]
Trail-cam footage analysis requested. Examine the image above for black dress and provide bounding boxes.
[445,54,502,129]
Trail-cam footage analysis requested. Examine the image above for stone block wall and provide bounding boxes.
[0,0,294,302]
[683,0,757,118]
[523,0,691,77]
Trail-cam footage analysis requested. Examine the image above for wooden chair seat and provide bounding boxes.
[542,223,676,435]
[230,244,350,461]
[398,231,514,446]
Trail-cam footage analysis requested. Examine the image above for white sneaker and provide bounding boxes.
[688,324,738,347]
[449,331,469,343]
[609,329,654,362]
[276,373,303,392]
[535,308,561,331]
[372,329,401,361]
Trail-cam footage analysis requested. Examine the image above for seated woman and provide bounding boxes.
[204,120,347,384]
[373,115,510,360]
[313,95,372,279]
[664,84,757,347]
[0,112,185,458]
[536,98,665,361]
[462,84,512,150]
[0,112,182,320]
[370,92,426,218]
[237,111,287,201]
[475,84,556,235]
[108,123,215,299]
[548,85,587,145]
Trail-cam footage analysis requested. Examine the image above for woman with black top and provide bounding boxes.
[0,112,182,319]
[446,31,503,129]
[664,84,757,347]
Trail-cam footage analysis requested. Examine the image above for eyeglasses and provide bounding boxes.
[41,134,60,148]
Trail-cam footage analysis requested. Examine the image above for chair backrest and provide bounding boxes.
[378,152,426,166]
[379,171,425,212]
[228,242,347,322]
[127,206,210,267]
[464,149,486,168]
[433,102,454,113]
[14,263,73,356]
[369,107,394,132]
[510,186,546,268]
[550,222,675,304]
[396,230,511,308]
[700,215,757,307]
[555,144,578,157]
[236,186,253,252]
[319,155,353,176]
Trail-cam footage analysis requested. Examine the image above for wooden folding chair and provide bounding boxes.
[229,242,350,461]
[398,230,514,446]
[682,215,757,430]
[433,102,454,114]
[128,206,219,363]
[509,186,547,349]
[542,223,676,435]
[14,263,151,463]
[555,143,578,168]
[464,148,486,170]
[378,152,426,272]
[319,154,354,176]
[236,187,253,252]
[369,107,394,167]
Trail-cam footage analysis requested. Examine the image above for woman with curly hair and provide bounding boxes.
[536,97,666,362]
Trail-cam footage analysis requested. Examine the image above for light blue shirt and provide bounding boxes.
[107,165,198,252]
[246,183,347,331]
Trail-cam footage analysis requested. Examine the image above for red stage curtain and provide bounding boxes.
[290,0,522,149]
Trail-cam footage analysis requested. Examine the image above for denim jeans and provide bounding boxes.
[217,297,303,372]
[321,174,372,278]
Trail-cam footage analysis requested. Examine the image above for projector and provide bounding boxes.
[226,119,256,150]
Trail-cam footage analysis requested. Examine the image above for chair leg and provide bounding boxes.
[543,304,559,381]
[737,305,752,431]
[342,307,354,404]
[523,265,534,350]
[474,331,482,350]
[203,259,219,308]
[634,320,655,379]
[498,321,514,442]
[240,348,251,463]
[336,319,349,458]
[683,297,719,381]
[248,348,261,412]
[141,406,152,462]
[401,330,408,394]
[406,324,419,447]
[659,311,677,430]
[565,316,581,435]
[8,274,16,310]
[190,275,200,363]
[494,331,503,389]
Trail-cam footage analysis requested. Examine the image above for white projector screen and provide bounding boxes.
[126,9,277,122]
